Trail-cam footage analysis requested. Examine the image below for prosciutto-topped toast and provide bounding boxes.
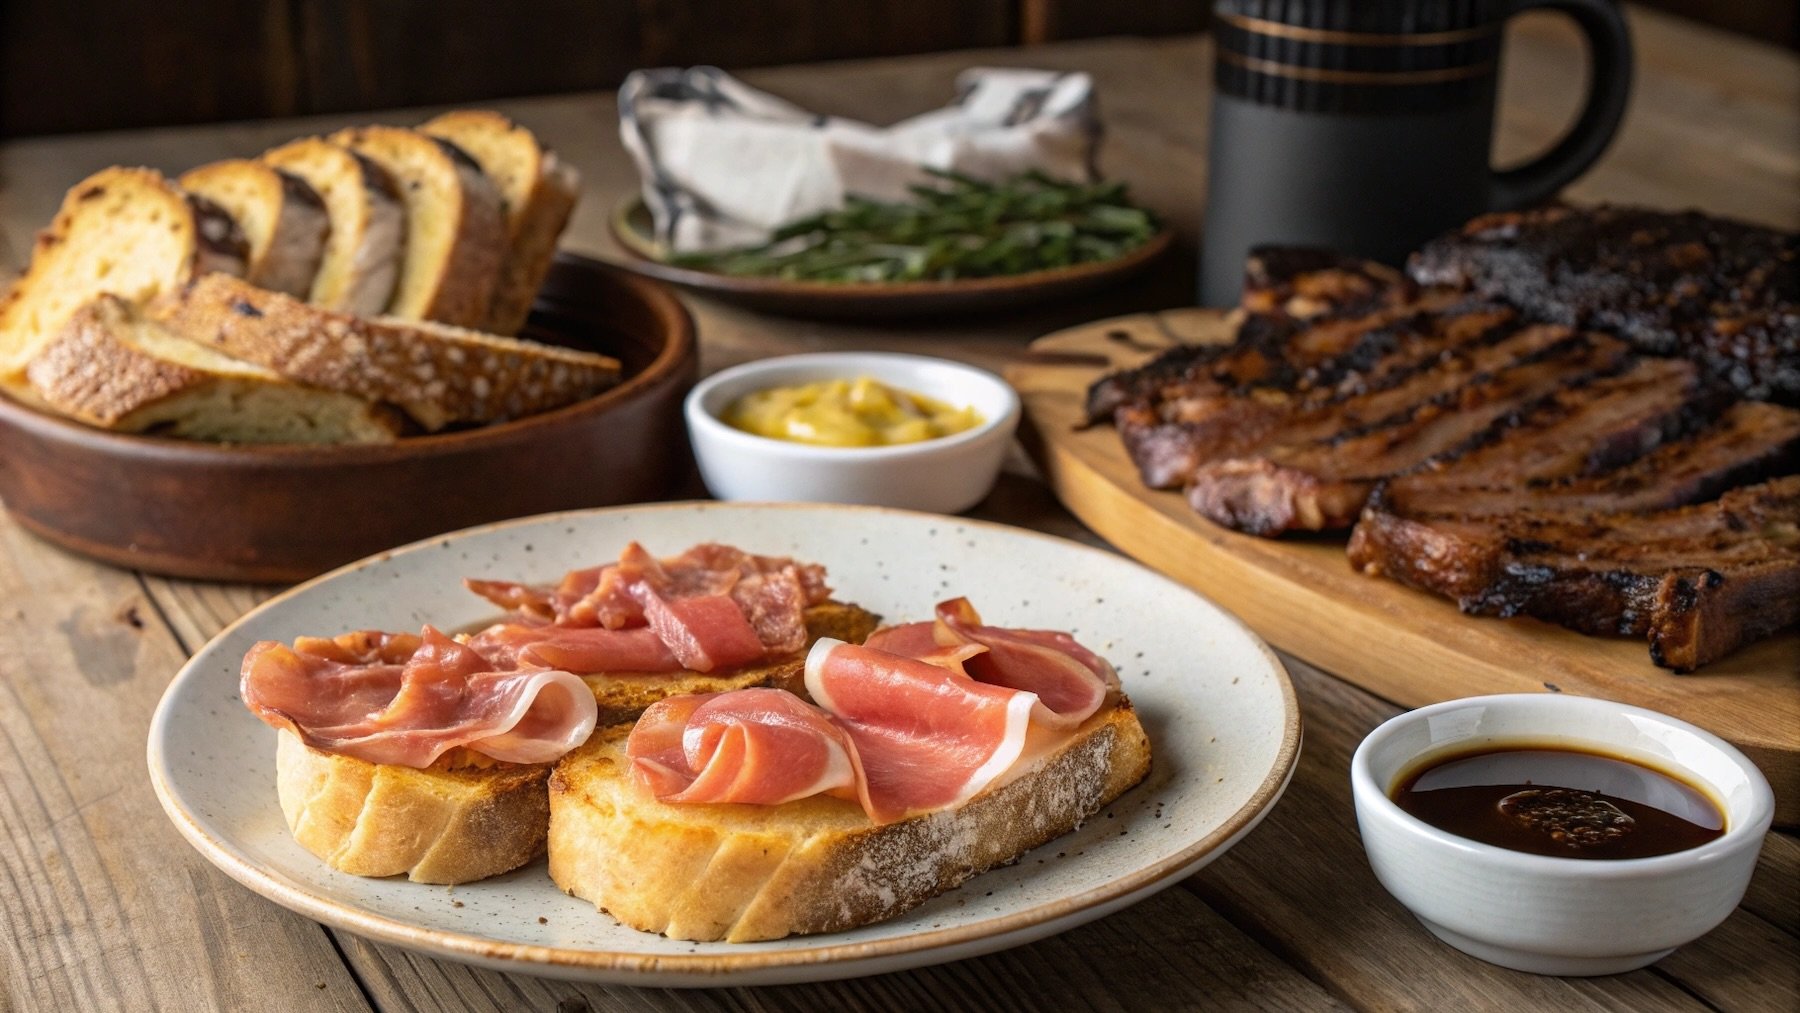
[549,599,1151,942]
[241,627,600,884]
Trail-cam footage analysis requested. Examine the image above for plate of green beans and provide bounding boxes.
[609,170,1172,317]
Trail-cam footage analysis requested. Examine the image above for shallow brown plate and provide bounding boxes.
[608,196,1174,318]
[0,254,697,582]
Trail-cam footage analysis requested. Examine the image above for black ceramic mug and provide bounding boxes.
[1199,0,1633,305]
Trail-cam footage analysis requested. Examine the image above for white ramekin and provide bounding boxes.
[1350,693,1774,976]
[684,352,1021,513]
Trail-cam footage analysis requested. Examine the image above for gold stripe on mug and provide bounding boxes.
[1215,48,1498,85]
[1215,11,1500,46]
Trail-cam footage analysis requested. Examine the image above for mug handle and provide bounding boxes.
[1490,0,1634,210]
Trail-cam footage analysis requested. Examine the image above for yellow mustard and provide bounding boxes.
[723,376,983,447]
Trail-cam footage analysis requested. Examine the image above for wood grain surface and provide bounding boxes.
[1006,309,1800,824]
[2,5,1798,1010]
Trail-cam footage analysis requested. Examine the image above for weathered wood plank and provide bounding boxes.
[1655,908,1800,1013]
[334,884,1351,1012]
[0,515,371,1013]
[1185,659,1714,1012]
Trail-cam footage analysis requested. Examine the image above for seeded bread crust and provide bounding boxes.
[180,160,330,299]
[421,110,581,335]
[261,138,405,315]
[0,167,247,381]
[25,295,401,443]
[330,126,505,327]
[548,697,1152,942]
[153,273,620,431]
[275,731,551,884]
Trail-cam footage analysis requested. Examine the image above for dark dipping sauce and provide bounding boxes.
[1392,746,1725,860]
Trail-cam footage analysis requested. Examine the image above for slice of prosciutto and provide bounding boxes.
[625,689,860,805]
[241,626,598,767]
[864,597,1116,729]
[462,542,831,671]
[803,638,1039,824]
[464,619,683,674]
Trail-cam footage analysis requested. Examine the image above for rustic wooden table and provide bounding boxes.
[3,6,1797,1011]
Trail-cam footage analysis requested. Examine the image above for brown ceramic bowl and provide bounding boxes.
[608,196,1174,318]
[0,254,698,583]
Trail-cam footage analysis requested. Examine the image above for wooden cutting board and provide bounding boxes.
[1007,307,1800,824]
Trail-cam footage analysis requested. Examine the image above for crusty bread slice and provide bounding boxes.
[261,138,405,315]
[26,295,401,444]
[420,110,581,335]
[580,600,881,725]
[276,731,549,884]
[0,167,246,381]
[330,126,505,327]
[549,695,1151,942]
[179,160,330,300]
[153,273,621,431]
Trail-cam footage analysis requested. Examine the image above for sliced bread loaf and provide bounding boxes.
[421,110,581,335]
[0,167,247,381]
[26,295,401,444]
[330,126,505,327]
[154,273,621,431]
[261,138,404,315]
[179,160,330,299]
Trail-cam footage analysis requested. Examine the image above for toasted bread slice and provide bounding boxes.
[261,138,405,315]
[548,695,1151,942]
[180,160,330,299]
[580,600,881,725]
[420,110,581,335]
[330,126,505,327]
[153,273,621,430]
[276,731,549,884]
[0,167,246,381]
[25,295,401,444]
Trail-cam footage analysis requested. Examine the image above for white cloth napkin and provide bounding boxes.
[619,66,1101,253]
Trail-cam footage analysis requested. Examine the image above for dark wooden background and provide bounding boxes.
[1,0,1791,138]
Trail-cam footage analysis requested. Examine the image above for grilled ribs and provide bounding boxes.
[1410,206,1800,404]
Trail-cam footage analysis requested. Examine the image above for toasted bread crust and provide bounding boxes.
[152,273,620,430]
[420,110,581,335]
[0,167,246,380]
[548,699,1152,941]
[275,731,550,884]
[330,126,505,327]
[26,295,401,443]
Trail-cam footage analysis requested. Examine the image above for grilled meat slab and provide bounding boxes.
[1410,206,1800,404]
[1101,296,1515,486]
[1348,474,1800,672]
[1185,332,1644,534]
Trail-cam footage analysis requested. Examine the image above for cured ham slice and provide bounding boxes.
[464,619,682,674]
[241,626,597,767]
[626,689,859,805]
[804,638,1038,824]
[462,542,832,671]
[865,597,1116,728]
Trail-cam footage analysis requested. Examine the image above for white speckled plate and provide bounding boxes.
[148,502,1299,986]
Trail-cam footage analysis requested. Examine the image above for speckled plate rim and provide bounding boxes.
[147,502,1301,986]
[607,196,1175,303]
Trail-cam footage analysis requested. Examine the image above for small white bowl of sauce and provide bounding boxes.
[1350,694,1773,976]
[685,352,1020,512]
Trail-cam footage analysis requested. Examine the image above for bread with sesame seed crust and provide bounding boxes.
[151,272,620,431]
